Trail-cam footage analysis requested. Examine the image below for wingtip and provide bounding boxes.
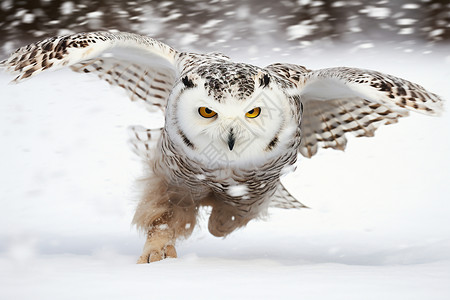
[9,78,20,85]
[432,99,445,117]
[4,71,31,84]
[419,99,445,117]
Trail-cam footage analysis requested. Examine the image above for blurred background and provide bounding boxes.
[0,0,448,57]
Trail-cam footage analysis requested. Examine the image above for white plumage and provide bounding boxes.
[0,31,443,262]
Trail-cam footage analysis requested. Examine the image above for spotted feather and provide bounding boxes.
[0,31,177,83]
[267,63,443,158]
[71,58,175,112]
[299,97,409,157]
[270,183,308,209]
[128,125,162,160]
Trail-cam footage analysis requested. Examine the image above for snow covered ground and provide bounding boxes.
[0,45,449,299]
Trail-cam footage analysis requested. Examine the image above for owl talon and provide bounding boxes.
[165,245,177,259]
[136,228,177,264]
[149,250,163,262]
[137,254,150,264]
[137,245,177,263]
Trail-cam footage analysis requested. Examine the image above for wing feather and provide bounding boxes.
[299,97,409,157]
[301,67,442,115]
[128,125,163,160]
[0,31,178,82]
[266,64,444,158]
[0,31,180,111]
[270,182,308,209]
[71,58,175,112]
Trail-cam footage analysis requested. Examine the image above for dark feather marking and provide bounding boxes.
[150,85,166,92]
[266,136,279,151]
[397,86,407,96]
[179,130,194,149]
[259,74,270,87]
[182,76,195,88]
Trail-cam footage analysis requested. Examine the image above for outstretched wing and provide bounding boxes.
[128,125,163,160]
[299,97,410,158]
[71,58,175,112]
[267,63,444,158]
[270,183,308,209]
[0,31,179,111]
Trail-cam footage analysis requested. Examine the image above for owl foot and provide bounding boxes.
[137,229,177,264]
[137,244,177,263]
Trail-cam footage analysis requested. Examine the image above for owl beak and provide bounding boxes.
[228,129,235,151]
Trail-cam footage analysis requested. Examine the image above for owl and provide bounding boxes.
[1,31,443,263]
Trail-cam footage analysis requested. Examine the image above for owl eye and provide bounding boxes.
[198,107,217,118]
[245,107,261,118]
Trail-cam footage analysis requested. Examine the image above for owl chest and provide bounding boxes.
[160,152,285,207]
[157,131,298,207]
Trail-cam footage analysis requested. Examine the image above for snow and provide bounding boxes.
[0,0,12,11]
[396,18,417,26]
[60,2,75,16]
[402,3,420,10]
[195,174,206,180]
[332,1,346,8]
[429,29,445,38]
[227,185,248,197]
[87,11,103,18]
[0,45,450,299]
[399,28,414,35]
[364,6,391,19]
[22,13,35,24]
[355,42,375,50]
[201,19,223,29]
[179,33,199,46]
[287,22,318,40]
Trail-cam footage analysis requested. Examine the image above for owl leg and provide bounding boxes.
[136,204,197,263]
[136,212,177,263]
[208,203,252,237]
[133,176,199,263]
[133,187,198,263]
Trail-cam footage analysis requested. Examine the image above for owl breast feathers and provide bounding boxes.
[1,31,443,263]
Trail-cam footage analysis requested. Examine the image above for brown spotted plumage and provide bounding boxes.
[266,63,443,158]
[0,31,443,263]
[71,58,175,112]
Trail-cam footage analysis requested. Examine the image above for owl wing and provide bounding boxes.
[128,125,163,160]
[0,31,180,111]
[71,59,175,112]
[266,63,443,158]
[270,183,308,209]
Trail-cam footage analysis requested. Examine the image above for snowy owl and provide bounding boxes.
[0,31,443,263]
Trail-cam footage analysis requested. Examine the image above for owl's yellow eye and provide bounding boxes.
[198,107,217,118]
[245,107,261,118]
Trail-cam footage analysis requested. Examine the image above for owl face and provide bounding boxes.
[166,70,299,167]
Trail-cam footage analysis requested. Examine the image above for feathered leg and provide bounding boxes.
[208,202,253,237]
[132,176,198,263]
[136,212,177,263]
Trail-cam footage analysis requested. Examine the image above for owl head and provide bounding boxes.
[165,62,300,167]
